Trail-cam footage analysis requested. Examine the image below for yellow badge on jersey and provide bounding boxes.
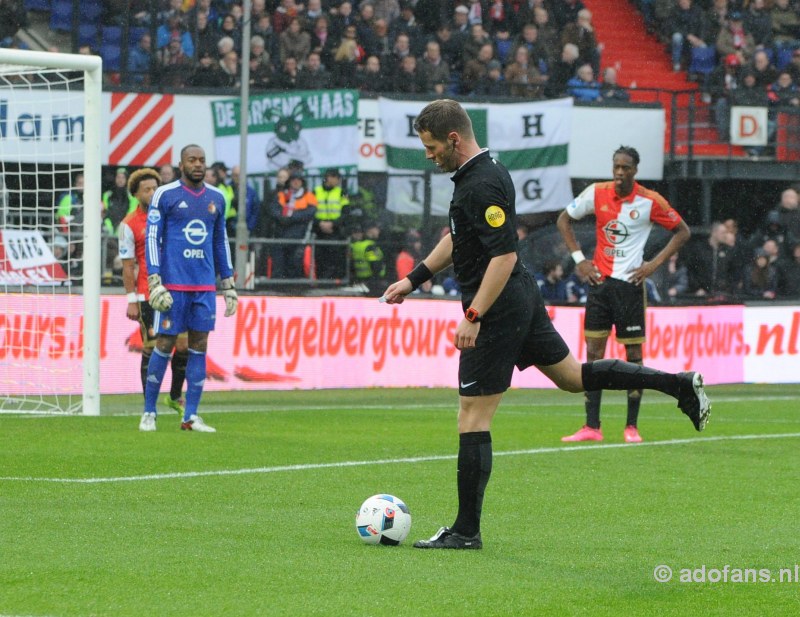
[485,205,505,228]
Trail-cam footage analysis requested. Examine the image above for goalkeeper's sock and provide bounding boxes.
[140,347,153,396]
[144,348,171,413]
[170,348,188,401]
[184,348,207,422]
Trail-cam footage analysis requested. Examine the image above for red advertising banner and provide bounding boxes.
[4,296,788,397]
[0,229,68,285]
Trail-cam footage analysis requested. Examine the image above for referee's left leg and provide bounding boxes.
[451,394,502,539]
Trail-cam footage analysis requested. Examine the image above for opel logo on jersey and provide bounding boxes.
[183,219,208,246]
[603,220,629,244]
[485,205,505,228]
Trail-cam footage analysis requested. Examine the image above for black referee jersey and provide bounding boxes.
[449,149,523,293]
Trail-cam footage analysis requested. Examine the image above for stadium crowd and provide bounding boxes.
[10,0,628,99]
[77,161,800,301]
[4,0,796,103]
[5,0,800,299]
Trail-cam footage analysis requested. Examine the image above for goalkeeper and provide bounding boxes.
[141,144,238,433]
[119,168,189,419]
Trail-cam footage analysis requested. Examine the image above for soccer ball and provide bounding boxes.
[355,494,412,546]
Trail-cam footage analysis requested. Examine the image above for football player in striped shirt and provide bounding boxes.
[558,146,691,443]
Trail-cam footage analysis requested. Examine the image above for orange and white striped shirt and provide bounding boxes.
[566,181,682,281]
[118,207,149,299]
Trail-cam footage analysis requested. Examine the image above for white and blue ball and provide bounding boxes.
[355,494,412,545]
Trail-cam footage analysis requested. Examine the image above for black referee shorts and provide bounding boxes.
[459,272,570,397]
[584,276,646,344]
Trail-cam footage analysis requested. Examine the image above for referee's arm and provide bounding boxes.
[381,233,453,303]
[467,252,517,317]
[421,232,454,274]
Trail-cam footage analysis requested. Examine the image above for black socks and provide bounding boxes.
[452,431,492,537]
[585,390,602,429]
[170,348,189,401]
[582,360,680,399]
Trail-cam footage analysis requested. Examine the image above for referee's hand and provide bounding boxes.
[380,278,412,304]
[454,320,479,350]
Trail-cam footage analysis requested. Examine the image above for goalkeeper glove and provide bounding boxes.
[147,273,173,312]
[220,276,238,317]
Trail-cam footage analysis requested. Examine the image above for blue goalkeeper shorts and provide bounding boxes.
[154,290,216,335]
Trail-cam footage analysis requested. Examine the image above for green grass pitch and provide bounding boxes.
[2,384,799,616]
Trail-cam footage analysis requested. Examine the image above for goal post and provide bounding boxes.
[0,49,102,415]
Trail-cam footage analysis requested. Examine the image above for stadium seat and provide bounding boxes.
[776,48,794,70]
[99,42,121,72]
[446,73,461,96]
[77,24,98,48]
[23,0,50,10]
[688,47,717,77]
[101,26,123,46]
[129,27,148,46]
[495,39,513,64]
[82,0,102,23]
[48,0,73,32]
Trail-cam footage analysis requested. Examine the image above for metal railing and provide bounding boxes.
[99,233,352,288]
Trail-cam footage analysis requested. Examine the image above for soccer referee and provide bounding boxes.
[381,99,711,550]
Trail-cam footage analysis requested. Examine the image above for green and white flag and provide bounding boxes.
[212,90,359,175]
[379,97,573,215]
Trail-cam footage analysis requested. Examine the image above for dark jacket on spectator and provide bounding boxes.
[666,3,706,40]
[298,66,332,89]
[551,0,585,30]
[545,58,578,98]
[187,61,227,88]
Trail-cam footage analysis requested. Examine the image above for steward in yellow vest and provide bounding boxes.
[313,168,351,280]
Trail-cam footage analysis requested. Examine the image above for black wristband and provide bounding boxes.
[406,262,433,291]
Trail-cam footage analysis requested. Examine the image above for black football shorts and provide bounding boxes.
[458,272,570,397]
[584,276,646,343]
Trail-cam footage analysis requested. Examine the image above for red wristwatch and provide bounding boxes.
[465,307,481,323]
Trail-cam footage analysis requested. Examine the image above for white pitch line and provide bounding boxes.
[3,393,800,419]
[2,432,799,485]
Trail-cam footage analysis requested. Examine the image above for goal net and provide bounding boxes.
[0,50,101,415]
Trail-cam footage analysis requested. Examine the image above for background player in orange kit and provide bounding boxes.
[118,168,189,421]
[557,146,691,443]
